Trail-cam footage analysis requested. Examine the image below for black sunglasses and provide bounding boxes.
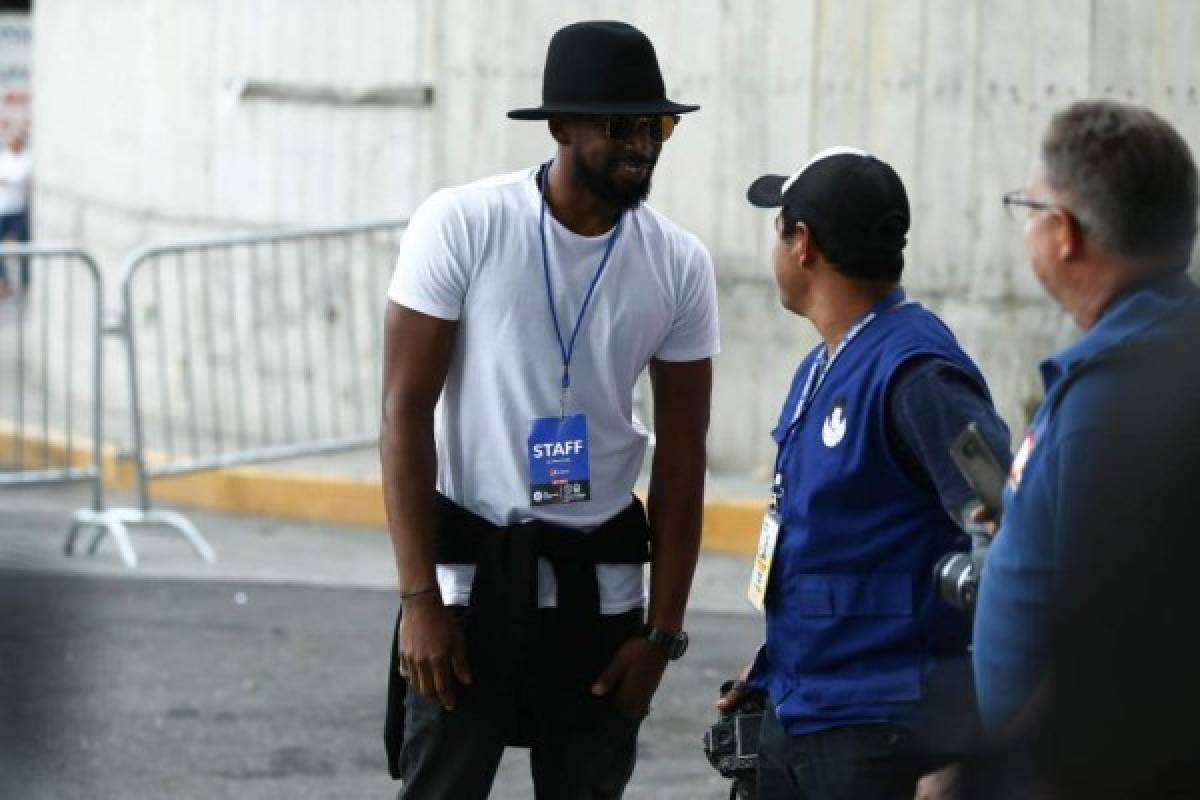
[598,114,681,144]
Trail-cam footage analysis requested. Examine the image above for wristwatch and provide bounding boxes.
[640,625,689,660]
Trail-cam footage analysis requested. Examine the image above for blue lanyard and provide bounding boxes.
[770,287,907,510]
[538,161,624,417]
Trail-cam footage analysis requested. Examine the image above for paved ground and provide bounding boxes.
[1,485,763,799]
[0,484,755,611]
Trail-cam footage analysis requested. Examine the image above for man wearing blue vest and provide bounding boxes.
[720,148,1010,799]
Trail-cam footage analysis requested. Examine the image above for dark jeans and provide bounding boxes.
[395,607,643,800]
[756,706,922,800]
[0,210,29,289]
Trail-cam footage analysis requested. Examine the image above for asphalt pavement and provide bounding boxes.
[1,484,763,799]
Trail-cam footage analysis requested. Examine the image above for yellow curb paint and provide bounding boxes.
[701,499,767,554]
[0,421,102,470]
[143,468,387,528]
[2,423,762,553]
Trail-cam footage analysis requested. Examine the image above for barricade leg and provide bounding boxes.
[148,510,217,563]
[67,509,139,568]
[70,508,218,567]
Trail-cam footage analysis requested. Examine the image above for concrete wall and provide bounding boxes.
[28,0,1200,475]
[33,0,430,267]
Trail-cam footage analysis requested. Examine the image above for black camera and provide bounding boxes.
[936,423,1007,612]
[934,534,990,611]
[703,681,766,799]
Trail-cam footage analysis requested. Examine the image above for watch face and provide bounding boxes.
[646,627,688,660]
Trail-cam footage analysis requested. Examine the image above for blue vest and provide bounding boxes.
[753,296,984,735]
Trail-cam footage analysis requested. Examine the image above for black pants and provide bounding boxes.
[0,211,29,289]
[756,706,921,800]
[395,607,643,800]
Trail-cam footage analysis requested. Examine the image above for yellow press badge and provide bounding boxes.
[747,511,781,611]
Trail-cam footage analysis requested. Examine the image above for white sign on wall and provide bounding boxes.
[0,13,31,137]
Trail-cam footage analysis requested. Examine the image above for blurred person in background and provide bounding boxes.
[0,125,31,298]
[379,20,718,800]
[967,99,1200,798]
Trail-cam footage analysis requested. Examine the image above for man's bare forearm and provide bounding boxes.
[380,409,440,593]
[644,357,712,632]
[645,435,706,631]
[379,304,457,595]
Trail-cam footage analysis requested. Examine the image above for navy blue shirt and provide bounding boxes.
[973,272,1200,732]
[888,357,1013,523]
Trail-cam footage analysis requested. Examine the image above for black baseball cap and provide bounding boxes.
[747,147,910,276]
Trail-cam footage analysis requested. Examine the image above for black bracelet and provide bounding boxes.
[399,586,440,602]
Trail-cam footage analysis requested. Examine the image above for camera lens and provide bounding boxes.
[934,552,978,610]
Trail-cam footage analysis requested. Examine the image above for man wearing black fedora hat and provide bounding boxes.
[718,149,1010,798]
[380,20,717,799]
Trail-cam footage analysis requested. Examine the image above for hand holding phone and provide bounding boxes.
[949,422,1007,519]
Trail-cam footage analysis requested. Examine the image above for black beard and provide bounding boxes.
[572,148,655,212]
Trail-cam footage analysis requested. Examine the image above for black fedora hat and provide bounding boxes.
[508,20,699,119]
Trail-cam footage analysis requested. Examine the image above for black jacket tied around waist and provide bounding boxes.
[385,493,651,777]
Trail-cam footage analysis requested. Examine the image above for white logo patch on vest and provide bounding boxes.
[822,399,848,448]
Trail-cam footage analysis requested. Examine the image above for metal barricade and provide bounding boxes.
[94,220,407,565]
[0,245,130,555]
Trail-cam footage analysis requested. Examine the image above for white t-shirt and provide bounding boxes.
[387,165,720,613]
[0,147,31,216]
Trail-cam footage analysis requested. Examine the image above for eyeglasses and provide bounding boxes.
[600,114,680,144]
[1002,189,1063,222]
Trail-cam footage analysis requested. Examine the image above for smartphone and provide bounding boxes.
[948,422,1007,517]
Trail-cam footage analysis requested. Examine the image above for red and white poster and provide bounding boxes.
[0,13,30,136]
